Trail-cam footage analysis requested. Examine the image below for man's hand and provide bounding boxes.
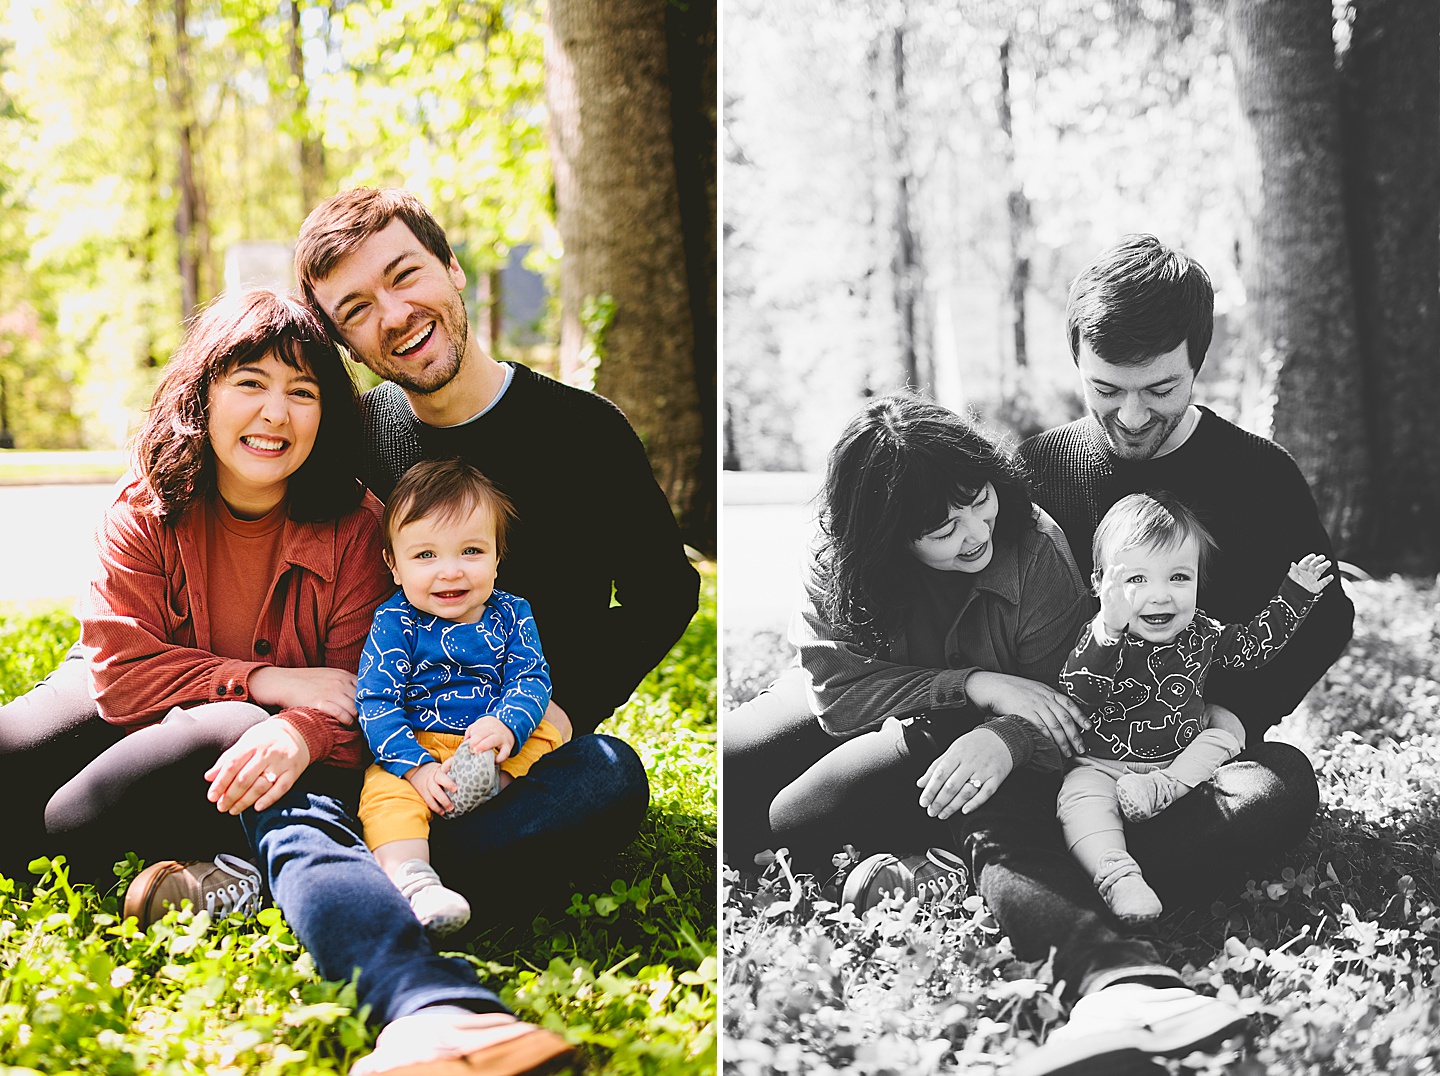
[1288,554,1334,595]
[406,760,458,815]
[543,700,573,743]
[1097,563,1139,639]
[965,671,1088,758]
[463,716,517,762]
[1204,701,1247,751]
[249,666,359,723]
[205,717,311,814]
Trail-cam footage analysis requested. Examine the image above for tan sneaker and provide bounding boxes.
[123,854,265,928]
[349,1011,575,1076]
[840,848,970,912]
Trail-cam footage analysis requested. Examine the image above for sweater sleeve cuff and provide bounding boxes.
[930,667,978,711]
[210,659,266,704]
[276,707,336,769]
[1279,574,1323,610]
[984,713,1035,769]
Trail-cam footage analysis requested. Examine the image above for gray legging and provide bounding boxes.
[0,652,257,883]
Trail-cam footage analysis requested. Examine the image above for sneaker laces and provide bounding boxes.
[205,853,264,917]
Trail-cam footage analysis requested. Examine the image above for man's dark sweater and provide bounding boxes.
[360,363,700,737]
[1018,407,1353,738]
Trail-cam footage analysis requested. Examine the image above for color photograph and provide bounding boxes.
[0,1,715,1073]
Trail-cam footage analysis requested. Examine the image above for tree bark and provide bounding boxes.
[886,15,924,391]
[1340,0,1440,572]
[998,36,1030,373]
[544,0,710,553]
[172,0,200,320]
[1226,0,1370,555]
[288,0,326,217]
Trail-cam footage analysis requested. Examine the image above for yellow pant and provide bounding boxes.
[358,720,565,849]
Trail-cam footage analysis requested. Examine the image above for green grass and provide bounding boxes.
[0,565,716,1075]
[723,577,1440,1074]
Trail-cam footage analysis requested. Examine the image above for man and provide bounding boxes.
[142,188,701,1076]
[1008,234,1353,1075]
[294,188,699,742]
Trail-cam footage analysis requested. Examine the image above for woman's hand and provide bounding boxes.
[408,760,458,815]
[965,670,1088,757]
[249,666,358,723]
[917,726,1013,819]
[204,717,311,814]
[464,716,517,763]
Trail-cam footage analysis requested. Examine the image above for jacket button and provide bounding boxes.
[216,684,227,696]
[255,639,272,655]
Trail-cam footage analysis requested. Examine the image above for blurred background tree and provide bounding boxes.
[724,0,1439,573]
[0,0,714,552]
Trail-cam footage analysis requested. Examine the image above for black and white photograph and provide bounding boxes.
[721,1,1440,1073]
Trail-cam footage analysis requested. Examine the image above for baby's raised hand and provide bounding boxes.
[1288,553,1334,595]
[1098,563,1139,638]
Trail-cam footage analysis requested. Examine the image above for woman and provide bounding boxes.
[0,288,393,885]
[725,392,1094,876]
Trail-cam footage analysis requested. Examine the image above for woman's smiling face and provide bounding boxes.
[207,350,322,517]
[909,483,1000,573]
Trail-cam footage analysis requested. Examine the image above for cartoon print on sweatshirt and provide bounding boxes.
[1065,583,1319,762]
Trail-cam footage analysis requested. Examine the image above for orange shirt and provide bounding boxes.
[204,498,287,661]
[80,476,393,769]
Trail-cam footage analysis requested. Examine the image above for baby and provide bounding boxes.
[1057,491,1331,922]
[357,458,565,935]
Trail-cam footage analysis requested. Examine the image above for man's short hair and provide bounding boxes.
[294,187,455,329]
[1066,233,1215,373]
[382,458,518,562]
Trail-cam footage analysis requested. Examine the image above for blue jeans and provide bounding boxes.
[242,734,650,1026]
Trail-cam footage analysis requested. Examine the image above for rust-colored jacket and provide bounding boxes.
[80,477,393,769]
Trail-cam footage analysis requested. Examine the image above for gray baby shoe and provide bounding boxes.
[442,740,500,818]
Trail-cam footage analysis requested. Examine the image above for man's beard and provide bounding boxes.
[380,294,469,395]
[1095,409,1184,461]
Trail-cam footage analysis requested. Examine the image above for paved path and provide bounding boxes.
[723,471,820,634]
[0,483,115,604]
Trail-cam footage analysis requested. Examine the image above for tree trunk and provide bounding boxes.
[1226,0,1370,555]
[172,0,200,320]
[544,0,709,553]
[289,0,326,216]
[664,0,716,555]
[886,15,924,391]
[1340,0,1440,572]
[998,36,1030,373]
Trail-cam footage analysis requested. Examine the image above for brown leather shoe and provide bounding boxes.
[350,1013,576,1076]
[123,854,265,928]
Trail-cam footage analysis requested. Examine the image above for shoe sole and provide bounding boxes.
[379,1028,576,1075]
[1011,1008,1246,1076]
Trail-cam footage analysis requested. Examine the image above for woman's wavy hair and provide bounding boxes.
[813,392,1035,654]
[131,289,365,523]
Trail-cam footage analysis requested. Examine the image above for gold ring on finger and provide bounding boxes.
[968,777,984,788]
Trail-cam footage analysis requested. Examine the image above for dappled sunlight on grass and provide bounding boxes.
[723,577,1440,1074]
[0,566,716,1075]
